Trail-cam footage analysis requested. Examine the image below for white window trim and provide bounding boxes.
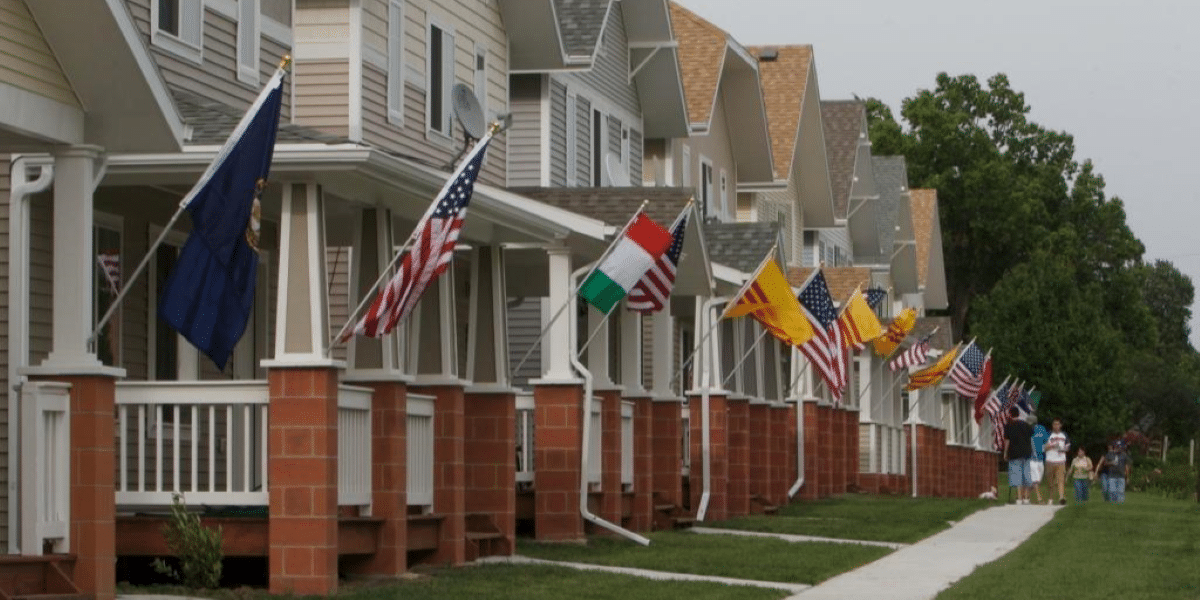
[147,225,199,381]
[261,17,292,46]
[565,91,577,187]
[473,42,489,122]
[237,0,261,85]
[387,0,405,125]
[150,0,204,65]
[719,169,728,221]
[94,212,124,369]
[591,106,608,186]
[699,155,714,218]
[424,15,456,142]
[681,145,691,188]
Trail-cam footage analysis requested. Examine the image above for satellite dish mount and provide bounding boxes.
[448,83,487,168]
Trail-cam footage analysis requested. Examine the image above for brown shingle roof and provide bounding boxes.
[821,101,865,219]
[785,266,872,303]
[910,189,937,287]
[748,45,810,182]
[668,2,728,127]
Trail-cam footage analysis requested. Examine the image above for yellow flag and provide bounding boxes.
[722,258,813,347]
[905,344,959,391]
[837,289,884,351]
[873,307,917,357]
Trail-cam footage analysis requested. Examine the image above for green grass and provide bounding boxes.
[705,493,998,543]
[120,564,788,600]
[939,491,1200,599]
[517,529,891,584]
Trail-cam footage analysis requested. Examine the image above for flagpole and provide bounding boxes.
[330,123,500,347]
[508,199,651,379]
[88,56,293,349]
[720,328,770,388]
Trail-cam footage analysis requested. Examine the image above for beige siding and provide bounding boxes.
[361,0,387,55]
[125,0,293,120]
[0,0,79,107]
[295,59,350,134]
[325,246,351,363]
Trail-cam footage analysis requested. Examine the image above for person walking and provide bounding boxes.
[1003,406,1035,504]
[1029,416,1048,504]
[1070,446,1094,502]
[1095,439,1131,503]
[1043,418,1070,505]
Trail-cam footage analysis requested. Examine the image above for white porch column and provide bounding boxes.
[587,307,613,388]
[346,207,404,378]
[619,308,645,395]
[41,145,108,371]
[538,244,575,381]
[465,245,510,389]
[263,182,338,367]
[650,304,674,397]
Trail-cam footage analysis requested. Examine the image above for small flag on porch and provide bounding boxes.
[796,270,847,403]
[873,307,917,357]
[865,287,887,310]
[972,355,994,422]
[579,211,673,314]
[97,250,120,295]
[159,68,286,370]
[722,257,813,347]
[837,288,883,351]
[904,344,959,391]
[626,205,689,313]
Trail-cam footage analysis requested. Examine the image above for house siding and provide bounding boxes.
[558,3,637,121]
[506,74,542,187]
[548,79,567,187]
[675,94,736,220]
[574,96,591,185]
[0,158,8,549]
[628,127,642,185]
[0,0,79,108]
[126,0,293,120]
[506,298,541,387]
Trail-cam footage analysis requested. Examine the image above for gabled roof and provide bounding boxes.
[785,266,872,303]
[910,188,949,310]
[856,156,907,265]
[821,100,865,220]
[748,45,810,187]
[500,0,613,71]
[554,0,614,60]
[703,221,781,274]
[669,2,728,127]
[911,316,954,350]
[174,88,345,145]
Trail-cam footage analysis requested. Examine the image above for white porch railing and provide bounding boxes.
[115,381,269,507]
[587,400,601,486]
[20,382,70,555]
[337,385,372,508]
[681,405,691,476]
[406,394,435,507]
[515,394,534,485]
[620,401,634,490]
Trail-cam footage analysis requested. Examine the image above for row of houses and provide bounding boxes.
[0,1,999,598]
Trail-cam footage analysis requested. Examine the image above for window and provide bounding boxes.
[426,21,455,136]
[237,0,260,84]
[474,44,488,122]
[387,0,405,124]
[699,158,714,218]
[152,0,203,62]
[94,216,123,368]
[592,108,605,186]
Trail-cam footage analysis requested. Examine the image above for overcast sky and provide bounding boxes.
[677,0,1200,345]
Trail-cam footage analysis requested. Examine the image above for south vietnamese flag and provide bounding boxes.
[579,211,673,314]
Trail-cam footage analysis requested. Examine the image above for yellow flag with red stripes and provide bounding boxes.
[722,258,813,347]
[905,344,960,391]
[872,307,917,357]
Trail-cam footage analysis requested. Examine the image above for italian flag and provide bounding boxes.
[579,212,673,314]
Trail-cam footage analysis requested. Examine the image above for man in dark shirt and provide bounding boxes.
[1003,406,1035,504]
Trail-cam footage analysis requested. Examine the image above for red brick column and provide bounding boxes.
[817,405,834,497]
[631,396,654,531]
[533,384,584,541]
[769,404,788,504]
[46,375,118,600]
[784,402,798,505]
[412,384,466,563]
[268,368,339,595]
[651,400,684,509]
[345,380,408,577]
[726,398,750,518]
[748,403,770,503]
[688,393,728,521]
[832,409,847,494]
[846,410,860,493]
[801,401,820,500]
[464,391,516,554]
[598,389,623,530]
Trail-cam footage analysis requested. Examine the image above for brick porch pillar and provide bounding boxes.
[533,383,584,541]
[726,397,750,518]
[748,402,770,505]
[464,391,516,553]
[846,409,859,492]
[344,380,408,577]
[801,400,820,500]
[831,408,845,494]
[597,389,623,530]
[768,403,788,504]
[651,399,685,510]
[688,393,728,521]
[631,396,654,531]
[785,401,798,504]
[817,405,834,497]
[412,384,466,563]
[268,367,339,595]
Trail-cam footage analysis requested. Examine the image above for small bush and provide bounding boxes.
[1166,445,1191,466]
[151,494,223,589]
[1129,462,1197,500]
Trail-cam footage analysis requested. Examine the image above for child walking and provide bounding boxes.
[1070,447,1093,502]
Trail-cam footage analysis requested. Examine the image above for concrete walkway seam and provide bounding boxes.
[477,555,812,594]
[691,526,909,549]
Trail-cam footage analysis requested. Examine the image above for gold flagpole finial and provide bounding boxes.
[279,54,293,71]
[639,198,650,211]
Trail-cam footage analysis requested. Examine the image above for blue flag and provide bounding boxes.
[159,75,284,370]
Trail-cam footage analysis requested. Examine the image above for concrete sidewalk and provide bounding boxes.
[789,503,1060,599]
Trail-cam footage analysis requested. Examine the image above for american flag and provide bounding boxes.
[865,288,887,311]
[948,343,985,397]
[888,334,931,371]
[796,270,846,403]
[626,206,688,313]
[990,383,1023,450]
[343,136,491,340]
[97,251,120,295]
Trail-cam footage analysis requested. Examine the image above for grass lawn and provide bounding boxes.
[516,529,891,584]
[705,493,998,543]
[939,491,1200,599]
[120,564,788,600]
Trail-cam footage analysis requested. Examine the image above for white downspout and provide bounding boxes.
[570,263,650,546]
[787,398,806,497]
[910,390,919,498]
[8,156,54,554]
[695,296,726,522]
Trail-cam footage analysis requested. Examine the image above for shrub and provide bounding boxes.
[151,494,224,589]
[1166,445,1191,466]
[1129,462,1197,500]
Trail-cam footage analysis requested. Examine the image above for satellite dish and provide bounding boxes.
[605,152,630,187]
[451,83,487,140]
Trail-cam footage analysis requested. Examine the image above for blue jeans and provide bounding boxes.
[1099,473,1109,500]
[1073,478,1090,502]
[1007,459,1032,487]
[1103,476,1125,503]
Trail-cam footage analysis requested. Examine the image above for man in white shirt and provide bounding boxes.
[1043,418,1070,505]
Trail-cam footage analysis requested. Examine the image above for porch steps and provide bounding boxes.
[464,513,509,561]
[651,493,695,530]
[0,556,84,600]
[750,494,779,515]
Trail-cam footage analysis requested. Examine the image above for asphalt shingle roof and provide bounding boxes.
[785,266,872,302]
[173,87,346,146]
[859,156,908,264]
[702,221,780,273]
[909,188,938,288]
[668,1,728,127]
[911,316,953,350]
[821,100,865,220]
[554,0,612,59]
[748,45,811,182]
[508,186,694,228]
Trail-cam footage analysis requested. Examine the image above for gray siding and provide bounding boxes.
[575,96,591,185]
[548,80,567,187]
[29,194,50,367]
[628,128,642,185]
[563,3,637,119]
[506,74,543,187]
[507,298,541,387]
